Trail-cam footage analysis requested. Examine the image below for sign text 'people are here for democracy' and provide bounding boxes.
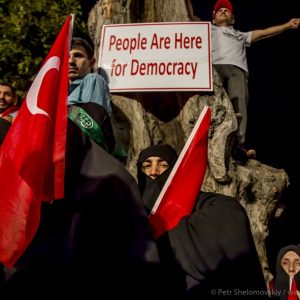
[98,22,212,92]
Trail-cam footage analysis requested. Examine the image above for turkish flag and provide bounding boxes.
[0,15,73,267]
[149,106,211,238]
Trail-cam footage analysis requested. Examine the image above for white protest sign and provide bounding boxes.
[98,22,212,92]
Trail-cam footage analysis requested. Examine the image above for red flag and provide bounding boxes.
[149,106,211,238]
[0,15,73,267]
[288,277,298,300]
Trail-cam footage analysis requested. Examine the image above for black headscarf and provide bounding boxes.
[137,144,187,297]
[274,244,300,300]
[137,144,178,214]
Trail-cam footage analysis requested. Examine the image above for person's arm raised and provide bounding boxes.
[251,18,300,42]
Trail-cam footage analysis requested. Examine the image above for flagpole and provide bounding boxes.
[70,13,75,29]
[69,14,75,51]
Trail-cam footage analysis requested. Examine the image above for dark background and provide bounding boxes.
[81,0,300,273]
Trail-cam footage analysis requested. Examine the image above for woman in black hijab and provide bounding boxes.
[137,144,178,214]
[273,244,300,300]
[137,144,269,299]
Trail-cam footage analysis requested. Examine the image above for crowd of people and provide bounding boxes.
[1,0,300,298]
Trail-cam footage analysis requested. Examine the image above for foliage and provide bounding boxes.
[0,0,88,100]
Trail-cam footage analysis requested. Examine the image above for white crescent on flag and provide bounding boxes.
[26,56,61,117]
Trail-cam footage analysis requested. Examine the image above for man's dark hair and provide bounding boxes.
[71,37,94,59]
[0,82,15,98]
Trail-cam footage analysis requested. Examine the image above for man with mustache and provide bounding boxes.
[0,82,19,145]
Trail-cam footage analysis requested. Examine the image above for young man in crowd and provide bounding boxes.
[68,36,112,114]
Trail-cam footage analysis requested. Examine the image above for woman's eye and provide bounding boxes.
[159,164,169,168]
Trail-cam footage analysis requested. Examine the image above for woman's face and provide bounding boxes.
[281,250,300,276]
[142,156,169,180]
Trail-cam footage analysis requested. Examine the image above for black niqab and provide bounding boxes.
[137,144,177,214]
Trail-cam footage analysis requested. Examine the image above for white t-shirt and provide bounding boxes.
[211,24,252,72]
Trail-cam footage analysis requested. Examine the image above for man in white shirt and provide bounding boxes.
[186,0,300,162]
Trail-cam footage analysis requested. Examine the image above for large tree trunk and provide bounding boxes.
[88,0,289,285]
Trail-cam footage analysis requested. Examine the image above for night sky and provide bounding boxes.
[81,0,300,272]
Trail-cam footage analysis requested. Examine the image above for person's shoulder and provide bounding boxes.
[198,191,243,208]
[84,72,107,84]
[232,27,251,35]
[9,110,19,118]
[199,191,235,201]
[197,192,248,218]
[82,73,110,89]
[211,24,220,31]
